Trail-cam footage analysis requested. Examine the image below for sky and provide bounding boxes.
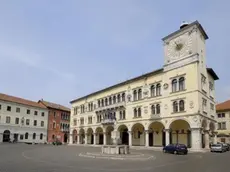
[0,0,229,107]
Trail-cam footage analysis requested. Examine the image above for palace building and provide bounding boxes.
[69,21,219,151]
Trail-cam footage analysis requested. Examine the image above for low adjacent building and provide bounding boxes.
[0,93,48,143]
[216,100,230,143]
[38,100,70,143]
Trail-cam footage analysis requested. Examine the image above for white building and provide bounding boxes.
[69,21,219,151]
[0,93,48,144]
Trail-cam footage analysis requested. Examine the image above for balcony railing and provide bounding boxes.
[101,119,116,125]
[97,101,126,111]
[150,114,161,119]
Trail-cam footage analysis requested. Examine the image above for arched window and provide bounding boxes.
[117,94,121,103]
[134,108,137,118]
[151,85,155,97]
[123,110,126,119]
[98,100,101,107]
[179,77,185,91]
[113,95,116,104]
[52,134,55,140]
[172,79,177,92]
[138,108,141,117]
[151,105,155,115]
[156,84,161,96]
[179,100,185,111]
[25,132,29,139]
[105,98,108,106]
[133,90,137,101]
[120,111,122,120]
[173,101,178,113]
[138,89,142,100]
[33,133,36,140]
[109,97,112,105]
[40,133,43,140]
[101,99,104,107]
[122,93,125,102]
[156,104,160,114]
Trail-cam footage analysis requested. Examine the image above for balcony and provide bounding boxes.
[101,119,116,125]
[96,101,126,112]
[150,114,162,119]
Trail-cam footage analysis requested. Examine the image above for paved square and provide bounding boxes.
[0,143,229,172]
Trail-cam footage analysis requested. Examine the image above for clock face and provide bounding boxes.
[166,33,192,61]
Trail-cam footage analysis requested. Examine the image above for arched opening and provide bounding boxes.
[3,130,11,142]
[72,129,77,143]
[25,132,29,140]
[169,120,191,147]
[149,122,165,147]
[79,128,85,144]
[131,123,145,146]
[87,128,94,144]
[95,127,104,145]
[118,125,129,145]
[64,133,68,143]
[105,126,114,145]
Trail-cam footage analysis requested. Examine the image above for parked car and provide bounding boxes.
[222,143,230,151]
[163,144,188,155]
[52,140,62,146]
[210,144,225,153]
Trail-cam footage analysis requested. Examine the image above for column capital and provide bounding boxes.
[144,130,149,133]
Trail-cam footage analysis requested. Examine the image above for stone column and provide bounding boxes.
[77,134,80,144]
[165,129,170,146]
[145,130,149,147]
[128,131,132,146]
[85,134,88,145]
[191,128,202,151]
[204,130,210,149]
[69,133,73,144]
[103,132,107,145]
[94,133,97,145]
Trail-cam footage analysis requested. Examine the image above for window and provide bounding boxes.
[33,133,36,140]
[156,84,161,96]
[133,90,137,101]
[34,120,37,126]
[123,110,126,119]
[179,77,185,91]
[6,116,11,123]
[138,89,142,100]
[15,117,19,124]
[134,108,137,118]
[74,119,77,126]
[20,135,24,140]
[217,113,225,118]
[54,112,56,118]
[98,100,101,107]
[113,96,116,104]
[101,99,104,107]
[201,75,206,91]
[122,93,125,102]
[52,135,55,139]
[156,104,160,114]
[117,95,121,103]
[53,122,56,129]
[27,109,30,114]
[172,79,177,92]
[173,101,178,113]
[7,106,11,111]
[105,98,108,106]
[41,121,44,127]
[16,107,20,113]
[210,103,214,111]
[40,133,43,140]
[179,100,185,111]
[119,110,126,120]
[41,112,45,116]
[150,85,155,97]
[138,108,141,117]
[25,133,29,139]
[88,116,92,124]
[202,98,207,112]
[151,105,155,115]
[218,122,226,130]
[0,104,1,110]
[34,111,38,115]
[80,118,84,125]
[109,97,112,105]
[26,119,30,125]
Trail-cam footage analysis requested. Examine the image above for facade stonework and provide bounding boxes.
[69,21,219,151]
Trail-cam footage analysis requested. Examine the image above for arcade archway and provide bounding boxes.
[95,127,104,145]
[118,125,129,145]
[149,122,165,147]
[79,128,85,144]
[3,130,10,142]
[87,128,94,144]
[131,123,145,146]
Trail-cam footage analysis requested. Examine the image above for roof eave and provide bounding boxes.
[207,68,219,80]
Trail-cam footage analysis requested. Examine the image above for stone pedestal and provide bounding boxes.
[111,131,121,145]
[101,145,130,154]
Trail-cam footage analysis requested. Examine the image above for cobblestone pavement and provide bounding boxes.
[0,143,229,172]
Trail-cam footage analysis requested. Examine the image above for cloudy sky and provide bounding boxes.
[0,0,229,107]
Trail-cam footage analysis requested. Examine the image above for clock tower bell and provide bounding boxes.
[162,21,208,72]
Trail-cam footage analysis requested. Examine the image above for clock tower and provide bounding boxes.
[162,21,208,72]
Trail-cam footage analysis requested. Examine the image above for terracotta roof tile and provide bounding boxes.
[0,93,47,109]
[216,100,230,111]
[39,100,70,112]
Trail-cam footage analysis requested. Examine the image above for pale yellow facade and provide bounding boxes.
[69,21,219,151]
[216,110,230,143]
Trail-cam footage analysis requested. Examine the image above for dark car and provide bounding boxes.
[163,144,188,155]
[52,140,62,146]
